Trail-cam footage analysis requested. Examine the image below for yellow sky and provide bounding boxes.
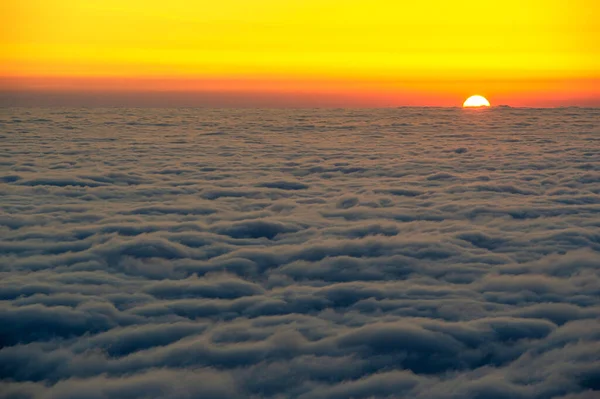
[1,0,599,105]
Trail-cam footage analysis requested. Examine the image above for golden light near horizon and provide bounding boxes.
[463,95,491,108]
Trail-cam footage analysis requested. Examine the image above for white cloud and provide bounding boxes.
[1,107,599,398]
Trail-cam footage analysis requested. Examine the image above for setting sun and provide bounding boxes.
[463,95,491,107]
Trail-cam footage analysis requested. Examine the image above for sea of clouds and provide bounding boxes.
[1,107,599,398]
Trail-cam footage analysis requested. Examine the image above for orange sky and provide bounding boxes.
[1,0,599,106]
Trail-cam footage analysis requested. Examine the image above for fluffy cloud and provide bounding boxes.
[1,107,599,398]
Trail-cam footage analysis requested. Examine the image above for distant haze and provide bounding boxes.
[1,89,599,108]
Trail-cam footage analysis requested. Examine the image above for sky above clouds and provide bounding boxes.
[1,108,600,398]
[1,1,599,106]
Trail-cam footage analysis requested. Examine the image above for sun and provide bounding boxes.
[463,95,491,108]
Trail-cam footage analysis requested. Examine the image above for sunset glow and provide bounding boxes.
[1,0,599,106]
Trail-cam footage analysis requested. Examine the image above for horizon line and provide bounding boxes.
[2,104,599,109]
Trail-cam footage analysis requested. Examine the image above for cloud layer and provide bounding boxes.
[1,107,600,398]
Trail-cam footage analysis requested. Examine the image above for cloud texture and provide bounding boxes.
[1,107,599,398]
